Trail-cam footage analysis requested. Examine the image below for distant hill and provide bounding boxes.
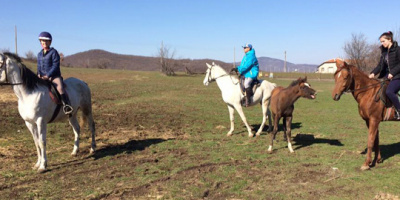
[257,57,318,73]
[63,49,318,73]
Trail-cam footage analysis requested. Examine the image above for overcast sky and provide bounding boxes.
[1,0,399,65]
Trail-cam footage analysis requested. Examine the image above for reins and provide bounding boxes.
[207,66,239,85]
[341,67,385,93]
[347,81,385,93]
[340,66,387,103]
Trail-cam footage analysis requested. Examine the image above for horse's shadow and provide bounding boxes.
[359,142,400,162]
[292,133,343,150]
[250,122,303,133]
[91,138,170,160]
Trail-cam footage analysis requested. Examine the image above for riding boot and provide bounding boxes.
[245,87,253,107]
[61,94,73,115]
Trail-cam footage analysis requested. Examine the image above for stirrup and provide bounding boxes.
[63,105,73,115]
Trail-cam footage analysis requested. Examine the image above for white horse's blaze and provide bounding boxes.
[337,71,341,78]
[0,53,96,173]
[203,62,276,137]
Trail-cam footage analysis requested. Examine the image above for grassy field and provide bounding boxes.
[0,62,400,199]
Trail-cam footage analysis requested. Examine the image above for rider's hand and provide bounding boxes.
[41,76,49,80]
[388,74,393,80]
[368,73,375,79]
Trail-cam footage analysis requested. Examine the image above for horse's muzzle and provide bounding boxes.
[333,94,341,101]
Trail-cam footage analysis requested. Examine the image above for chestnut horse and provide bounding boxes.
[268,77,316,153]
[332,59,395,170]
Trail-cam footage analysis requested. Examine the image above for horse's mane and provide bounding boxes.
[4,52,47,91]
[289,78,305,87]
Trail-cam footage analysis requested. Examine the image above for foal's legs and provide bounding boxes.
[285,116,294,153]
[268,114,280,152]
[226,105,235,136]
[233,104,254,137]
[282,117,287,141]
[25,122,41,170]
[69,116,80,156]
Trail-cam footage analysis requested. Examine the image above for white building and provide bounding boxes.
[317,59,337,73]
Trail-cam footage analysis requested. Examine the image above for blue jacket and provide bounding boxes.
[37,47,61,78]
[237,48,259,79]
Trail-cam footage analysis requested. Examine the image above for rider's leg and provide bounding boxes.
[386,79,400,119]
[244,78,254,107]
[52,77,73,115]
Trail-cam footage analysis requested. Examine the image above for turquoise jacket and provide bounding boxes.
[237,48,259,79]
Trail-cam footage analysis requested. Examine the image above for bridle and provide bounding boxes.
[337,66,384,93]
[0,54,23,86]
[206,65,238,85]
[337,67,354,93]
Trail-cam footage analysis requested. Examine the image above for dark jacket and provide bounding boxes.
[371,41,400,80]
[37,47,61,78]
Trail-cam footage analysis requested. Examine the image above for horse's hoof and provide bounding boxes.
[255,132,261,136]
[226,133,233,137]
[71,152,78,156]
[37,168,47,173]
[248,134,254,138]
[267,150,273,154]
[360,165,370,171]
[89,148,95,154]
[32,165,39,170]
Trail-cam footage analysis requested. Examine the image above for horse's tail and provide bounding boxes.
[74,79,96,153]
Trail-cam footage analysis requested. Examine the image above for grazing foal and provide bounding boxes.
[268,77,316,153]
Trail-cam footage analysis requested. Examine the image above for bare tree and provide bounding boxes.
[158,41,176,76]
[343,33,371,72]
[25,50,37,61]
[365,43,381,72]
[59,52,64,62]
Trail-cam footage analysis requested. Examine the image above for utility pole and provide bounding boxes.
[233,46,236,68]
[15,26,18,55]
[284,51,287,73]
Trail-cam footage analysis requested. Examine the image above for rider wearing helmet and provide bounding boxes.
[37,31,73,115]
[236,43,259,107]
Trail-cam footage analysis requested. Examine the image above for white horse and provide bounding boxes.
[0,52,96,173]
[203,62,276,137]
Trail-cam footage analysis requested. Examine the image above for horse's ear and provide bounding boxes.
[335,58,347,69]
[297,77,303,84]
[206,63,212,69]
[212,62,215,65]
[304,76,307,82]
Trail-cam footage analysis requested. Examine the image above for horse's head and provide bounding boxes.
[0,54,7,83]
[332,58,352,101]
[296,76,316,99]
[203,62,227,86]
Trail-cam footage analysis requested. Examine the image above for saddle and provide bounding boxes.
[376,81,400,120]
[239,76,262,96]
[48,82,67,105]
